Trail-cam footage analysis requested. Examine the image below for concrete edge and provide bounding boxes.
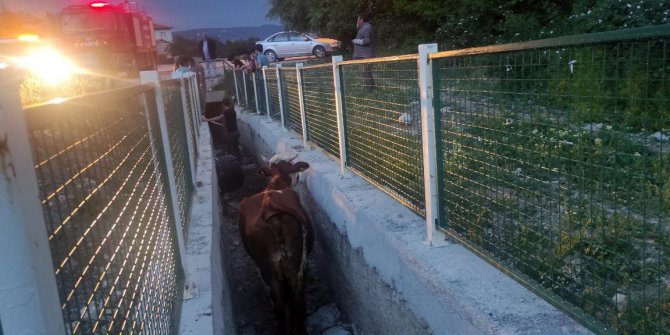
[236,110,593,335]
[179,122,235,335]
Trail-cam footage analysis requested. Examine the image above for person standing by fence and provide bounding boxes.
[199,33,217,78]
[352,13,375,90]
[255,44,269,68]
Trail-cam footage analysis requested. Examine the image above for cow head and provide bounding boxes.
[259,160,310,189]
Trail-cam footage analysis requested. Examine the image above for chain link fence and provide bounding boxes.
[340,57,425,215]
[230,24,669,335]
[433,26,670,334]
[281,66,304,134]
[161,79,195,238]
[24,84,184,334]
[301,64,339,158]
[264,67,282,121]
[253,70,267,115]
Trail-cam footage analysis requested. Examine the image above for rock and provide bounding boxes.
[323,326,352,335]
[307,304,341,334]
[582,123,603,132]
[651,132,669,142]
[398,113,413,124]
[612,293,627,313]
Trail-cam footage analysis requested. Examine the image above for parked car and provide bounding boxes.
[256,31,337,63]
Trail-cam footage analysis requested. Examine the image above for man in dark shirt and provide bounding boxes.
[203,98,240,158]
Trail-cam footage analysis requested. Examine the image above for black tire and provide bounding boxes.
[265,50,277,63]
[313,45,327,58]
[215,154,243,193]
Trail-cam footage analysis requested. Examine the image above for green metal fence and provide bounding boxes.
[265,68,282,121]
[301,64,339,158]
[161,79,195,238]
[24,85,183,334]
[246,25,670,335]
[243,71,256,110]
[253,70,267,115]
[222,69,236,99]
[432,25,670,334]
[340,57,426,215]
[282,67,304,134]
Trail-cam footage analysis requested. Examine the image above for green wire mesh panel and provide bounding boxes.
[282,67,303,134]
[234,70,245,106]
[302,64,339,158]
[25,86,181,334]
[253,70,267,115]
[341,59,425,215]
[222,69,236,99]
[243,71,256,111]
[162,79,195,238]
[266,68,282,121]
[435,34,669,334]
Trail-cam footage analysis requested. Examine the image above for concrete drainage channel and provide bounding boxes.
[217,147,355,335]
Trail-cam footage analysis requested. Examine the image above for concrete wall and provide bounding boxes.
[237,109,593,335]
[180,123,236,335]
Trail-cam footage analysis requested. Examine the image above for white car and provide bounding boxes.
[257,31,335,63]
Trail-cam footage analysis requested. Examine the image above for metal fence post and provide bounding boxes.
[242,70,249,107]
[233,70,240,106]
[178,73,198,185]
[276,64,287,129]
[418,43,445,246]
[189,72,202,127]
[296,63,309,149]
[0,69,66,335]
[262,66,272,122]
[253,72,260,114]
[332,55,347,176]
[140,70,189,275]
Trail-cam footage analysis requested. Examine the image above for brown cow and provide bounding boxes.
[238,160,313,335]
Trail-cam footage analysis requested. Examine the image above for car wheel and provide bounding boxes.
[313,46,327,58]
[265,50,277,63]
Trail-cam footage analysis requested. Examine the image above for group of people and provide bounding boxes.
[190,12,375,159]
[223,44,270,74]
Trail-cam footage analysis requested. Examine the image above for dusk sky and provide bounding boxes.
[2,0,280,30]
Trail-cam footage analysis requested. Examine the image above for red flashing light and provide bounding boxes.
[90,2,109,8]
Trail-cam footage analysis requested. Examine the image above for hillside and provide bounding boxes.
[174,24,284,42]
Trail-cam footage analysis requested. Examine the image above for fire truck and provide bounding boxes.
[60,1,157,77]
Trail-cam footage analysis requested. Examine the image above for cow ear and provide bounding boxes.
[294,162,310,172]
[257,166,272,176]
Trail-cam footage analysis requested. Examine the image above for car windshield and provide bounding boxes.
[62,11,117,33]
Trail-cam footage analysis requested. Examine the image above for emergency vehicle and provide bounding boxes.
[60,1,157,76]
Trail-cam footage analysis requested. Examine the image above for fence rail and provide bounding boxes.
[1,69,202,334]
[226,24,670,335]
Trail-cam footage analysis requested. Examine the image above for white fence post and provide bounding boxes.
[262,66,272,122]
[242,71,249,107]
[276,64,286,129]
[418,43,445,246]
[296,63,309,149]
[0,69,66,335]
[253,72,260,114]
[178,73,198,184]
[140,70,189,275]
[332,55,348,176]
[233,70,240,106]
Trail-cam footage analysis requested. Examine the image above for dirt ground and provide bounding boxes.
[218,146,354,335]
